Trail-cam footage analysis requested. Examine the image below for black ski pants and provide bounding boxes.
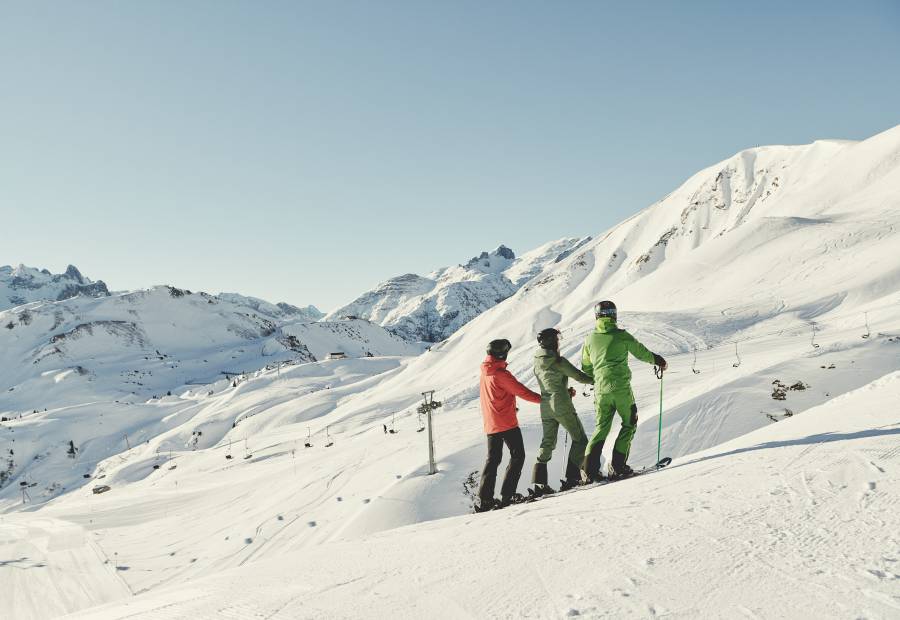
[478,426,525,503]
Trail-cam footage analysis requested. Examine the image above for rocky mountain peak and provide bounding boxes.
[64,265,85,284]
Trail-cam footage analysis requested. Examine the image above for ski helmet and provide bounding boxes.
[594,300,617,320]
[537,328,561,350]
[486,338,512,360]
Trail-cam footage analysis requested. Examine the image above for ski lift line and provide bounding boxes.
[558,300,900,353]
[648,317,895,374]
[557,301,900,342]
[686,312,892,358]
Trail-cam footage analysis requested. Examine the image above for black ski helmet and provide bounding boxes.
[594,300,617,320]
[486,338,512,360]
[537,328,560,350]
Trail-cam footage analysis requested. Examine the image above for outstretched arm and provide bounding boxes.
[559,357,593,384]
[624,331,667,369]
[496,370,542,404]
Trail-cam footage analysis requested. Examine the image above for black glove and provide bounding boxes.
[653,354,668,371]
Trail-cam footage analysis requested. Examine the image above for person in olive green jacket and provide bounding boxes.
[581,300,667,480]
[531,328,594,494]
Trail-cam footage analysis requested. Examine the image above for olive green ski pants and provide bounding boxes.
[537,410,588,469]
[586,388,638,459]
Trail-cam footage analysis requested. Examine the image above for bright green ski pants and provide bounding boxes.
[586,388,638,458]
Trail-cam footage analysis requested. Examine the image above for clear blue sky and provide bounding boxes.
[2,1,899,311]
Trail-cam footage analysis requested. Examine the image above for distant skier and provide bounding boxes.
[531,328,593,495]
[581,301,667,480]
[476,339,542,512]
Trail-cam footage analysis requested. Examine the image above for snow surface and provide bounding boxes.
[2,125,900,619]
[54,371,900,619]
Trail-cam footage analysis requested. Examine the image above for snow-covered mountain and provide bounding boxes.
[0,284,417,413]
[325,238,591,341]
[0,263,110,310]
[3,125,900,620]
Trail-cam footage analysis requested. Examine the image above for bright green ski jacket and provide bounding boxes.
[533,348,593,418]
[581,317,656,394]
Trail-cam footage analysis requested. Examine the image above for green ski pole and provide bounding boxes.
[656,367,664,466]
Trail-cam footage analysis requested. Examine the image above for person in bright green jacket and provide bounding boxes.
[581,301,667,480]
[531,328,594,494]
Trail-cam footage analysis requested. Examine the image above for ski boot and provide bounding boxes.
[609,451,634,479]
[499,493,526,508]
[474,497,498,513]
[559,461,582,492]
[530,462,556,498]
[581,441,605,484]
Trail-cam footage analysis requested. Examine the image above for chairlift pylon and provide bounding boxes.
[691,347,701,374]
[811,324,820,349]
[389,412,399,434]
[325,426,334,448]
[862,312,870,339]
[304,427,313,448]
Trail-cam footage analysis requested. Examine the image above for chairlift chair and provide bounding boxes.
[731,342,741,368]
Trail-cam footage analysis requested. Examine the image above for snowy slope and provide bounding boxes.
[325,238,591,342]
[0,286,415,411]
[2,125,900,619]
[56,371,900,620]
[0,285,419,509]
[0,264,109,310]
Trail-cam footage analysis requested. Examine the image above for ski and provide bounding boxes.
[523,457,672,505]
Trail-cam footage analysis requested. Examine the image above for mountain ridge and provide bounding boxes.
[325,237,592,341]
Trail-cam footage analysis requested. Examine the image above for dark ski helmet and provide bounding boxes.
[537,328,561,350]
[486,338,512,360]
[594,300,617,320]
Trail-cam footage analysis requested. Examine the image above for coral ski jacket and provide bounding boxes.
[480,355,541,434]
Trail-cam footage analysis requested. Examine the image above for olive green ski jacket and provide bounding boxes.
[581,317,657,394]
[533,348,593,418]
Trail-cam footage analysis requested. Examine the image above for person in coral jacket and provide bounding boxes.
[476,338,542,512]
